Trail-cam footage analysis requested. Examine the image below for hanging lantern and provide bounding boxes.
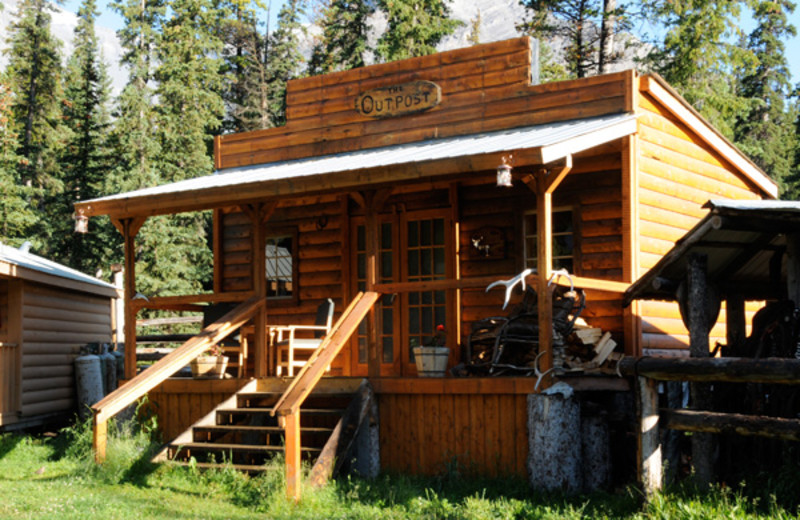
[74,210,89,234]
[496,155,513,187]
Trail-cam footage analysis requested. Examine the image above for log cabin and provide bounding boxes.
[0,242,118,430]
[75,37,778,496]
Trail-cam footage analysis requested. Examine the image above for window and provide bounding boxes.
[265,234,295,299]
[523,208,574,272]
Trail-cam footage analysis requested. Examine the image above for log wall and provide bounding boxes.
[635,84,764,355]
[19,283,112,417]
[374,378,532,477]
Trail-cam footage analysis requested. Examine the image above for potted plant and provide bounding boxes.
[190,343,228,379]
[413,324,450,377]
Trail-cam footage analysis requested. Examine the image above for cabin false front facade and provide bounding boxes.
[77,37,777,483]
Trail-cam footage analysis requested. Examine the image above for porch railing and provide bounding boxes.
[91,297,265,462]
[270,291,380,501]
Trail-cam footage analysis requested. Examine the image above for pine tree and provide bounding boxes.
[220,0,274,132]
[518,0,630,78]
[266,0,307,126]
[308,0,374,74]
[108,0,164,192]
[734,0,796,190]
[643,0,752,139]
[54,0,116,274]
[374,0,462,62]
[3,0,66,252]
[0,80,39,245]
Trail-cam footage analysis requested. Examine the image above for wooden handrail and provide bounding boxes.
[271,291,380,417]
[131,291,255,311]
[92,297,265,461]
[373,273,630,295]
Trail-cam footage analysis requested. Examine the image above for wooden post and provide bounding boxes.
[726,293,746,356]
[283,411,302,502]
[93,414,107,463]
[636,375,662,498]
[786,233,800,305]
[687,253,714,487]
[532,157,571,377]
[118,218,145,380]
[244,203,275,377]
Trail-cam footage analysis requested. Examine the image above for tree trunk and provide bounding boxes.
[599,0,616,74]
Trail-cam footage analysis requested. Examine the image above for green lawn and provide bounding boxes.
[0,420,797,519]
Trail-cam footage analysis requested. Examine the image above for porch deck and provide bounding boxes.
[144,375,628,477]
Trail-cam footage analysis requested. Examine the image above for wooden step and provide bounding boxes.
[237,392,353,409]
[196,425,334,434]
[192,424,334,444]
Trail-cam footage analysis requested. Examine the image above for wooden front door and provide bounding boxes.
[351,210,453,376]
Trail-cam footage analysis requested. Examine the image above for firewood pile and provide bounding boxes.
[563,318,623,374]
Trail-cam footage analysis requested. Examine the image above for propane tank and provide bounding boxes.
[100,344,117,394]
[74,347,103,419]
[111,343,124,380]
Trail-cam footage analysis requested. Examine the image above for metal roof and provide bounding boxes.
[625,200,800,305]
[0,243,116,292]
[80,113,638,215]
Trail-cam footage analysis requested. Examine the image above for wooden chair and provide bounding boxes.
[274,299,335,377]
[202,303,248,378]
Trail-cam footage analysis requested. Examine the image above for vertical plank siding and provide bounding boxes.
[19,283,112,417]
[141,379,244,441]
[376,382,530,477]
[636,89,763,355]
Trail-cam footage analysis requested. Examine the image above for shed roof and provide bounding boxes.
[76,113,638,219]
[0,243,118,298]
[624,200,800,305]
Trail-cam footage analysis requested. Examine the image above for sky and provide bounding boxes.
[59,0,800,86]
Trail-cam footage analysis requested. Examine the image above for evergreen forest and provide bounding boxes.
[0,0,798,296]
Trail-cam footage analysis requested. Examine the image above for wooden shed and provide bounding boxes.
[0,243,118,430]
[77,37,778,491]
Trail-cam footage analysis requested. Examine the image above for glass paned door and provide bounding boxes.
[405,217,447,366]
[351,211,451,376]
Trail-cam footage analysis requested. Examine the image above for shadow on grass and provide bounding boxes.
[0,434,24,461]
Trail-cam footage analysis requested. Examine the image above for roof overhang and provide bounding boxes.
[76,113,638,219]
[0,244,119,298]
[624,200,800,305]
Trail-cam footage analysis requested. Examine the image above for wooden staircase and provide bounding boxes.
[155,379,366,473]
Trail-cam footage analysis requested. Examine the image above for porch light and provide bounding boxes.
[496,155,513,187]
[74,210,89,234]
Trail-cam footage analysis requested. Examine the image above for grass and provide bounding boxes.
[0,418,798,519]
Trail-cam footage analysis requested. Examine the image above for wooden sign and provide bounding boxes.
[355,81,441,118]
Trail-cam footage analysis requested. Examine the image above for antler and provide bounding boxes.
[485,268,534,310]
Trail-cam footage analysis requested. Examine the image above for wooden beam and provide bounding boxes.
[131,291,255,311]
[93,413,107,463]
[619,356,800,384]
[726,294,746,356]
[363,190,391,379]
[661,408,800,442]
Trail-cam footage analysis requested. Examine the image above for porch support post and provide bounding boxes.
[112,217,145,380]
[531,156,571,378]
[244,203,276,378]
[686,253,714,487]
[282,411,302,501]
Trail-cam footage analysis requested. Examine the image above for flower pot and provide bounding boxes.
[413,346,449,377]
[190,355,228,379]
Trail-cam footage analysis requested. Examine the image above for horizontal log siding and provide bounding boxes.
[217,37,631,169]
[141,379,244,441]
[19,283,112,416]
[220,196,349,373]
[459,150,626,347]
[378,390,529,477]
[636,90,763,355]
